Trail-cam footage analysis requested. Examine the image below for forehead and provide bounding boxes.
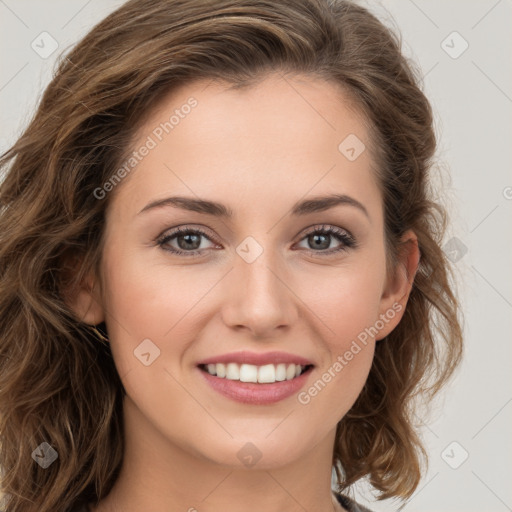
[107,73,382,223]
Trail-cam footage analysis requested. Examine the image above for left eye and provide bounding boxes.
[295,225,356,254]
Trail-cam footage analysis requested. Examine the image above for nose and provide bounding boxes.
[220,248,299,339]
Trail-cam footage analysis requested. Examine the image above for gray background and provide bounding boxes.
[1,1,511,511]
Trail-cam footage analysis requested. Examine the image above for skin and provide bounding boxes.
[69,72,419,512]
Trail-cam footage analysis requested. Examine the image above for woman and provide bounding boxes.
[0,0,463,511]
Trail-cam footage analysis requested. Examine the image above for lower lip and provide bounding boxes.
[197,366,314,405]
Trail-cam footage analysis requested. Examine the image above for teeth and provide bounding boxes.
[240,364,258,383]
[203,362,308,383]
[226,363,240,380]
[216,363,226,378]
[275,363,287,381]
[258,364,276,383]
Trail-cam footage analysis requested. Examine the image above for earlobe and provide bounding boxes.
[376,231,420,340]
[70,278,105,325]
[60,255,105,326]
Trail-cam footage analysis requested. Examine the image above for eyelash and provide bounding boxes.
[156,224,357,258]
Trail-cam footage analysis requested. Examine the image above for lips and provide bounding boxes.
[197,364,314,405]
[195,350,315,404]
[196,350,314,367]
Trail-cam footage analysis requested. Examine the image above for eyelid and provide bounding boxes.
[156,225,220,247]
[298,223,354,240]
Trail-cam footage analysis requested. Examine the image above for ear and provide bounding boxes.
[375,230,420,340]
[60,253,105,326]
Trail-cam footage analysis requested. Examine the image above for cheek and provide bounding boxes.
[326,272,383,346]
[298,258,385,412]
[99,244,206,375]
[301,252,386,346]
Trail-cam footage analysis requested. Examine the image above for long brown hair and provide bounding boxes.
[0,0,463,510]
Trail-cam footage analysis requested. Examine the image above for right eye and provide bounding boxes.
[156,226,220,257]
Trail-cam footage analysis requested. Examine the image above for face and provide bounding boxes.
[78,73,413,470]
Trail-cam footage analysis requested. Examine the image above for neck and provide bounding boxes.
[91,395,345,512]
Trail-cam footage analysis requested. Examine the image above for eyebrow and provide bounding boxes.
[138,193,370,219]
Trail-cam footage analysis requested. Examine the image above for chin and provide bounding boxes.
[190,434,308,470]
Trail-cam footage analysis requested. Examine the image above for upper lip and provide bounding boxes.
[197,350,314,367]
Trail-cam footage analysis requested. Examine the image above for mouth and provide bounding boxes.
[195,351,316,404]
[198,362,314,384]
[197,362,315,405]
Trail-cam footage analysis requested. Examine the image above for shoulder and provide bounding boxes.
[334,491,376,512]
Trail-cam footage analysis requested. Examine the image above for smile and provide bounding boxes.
[197,363,315,405]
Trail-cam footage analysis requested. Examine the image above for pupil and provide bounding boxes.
[310,234,329,250]
[179,233,200,250]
